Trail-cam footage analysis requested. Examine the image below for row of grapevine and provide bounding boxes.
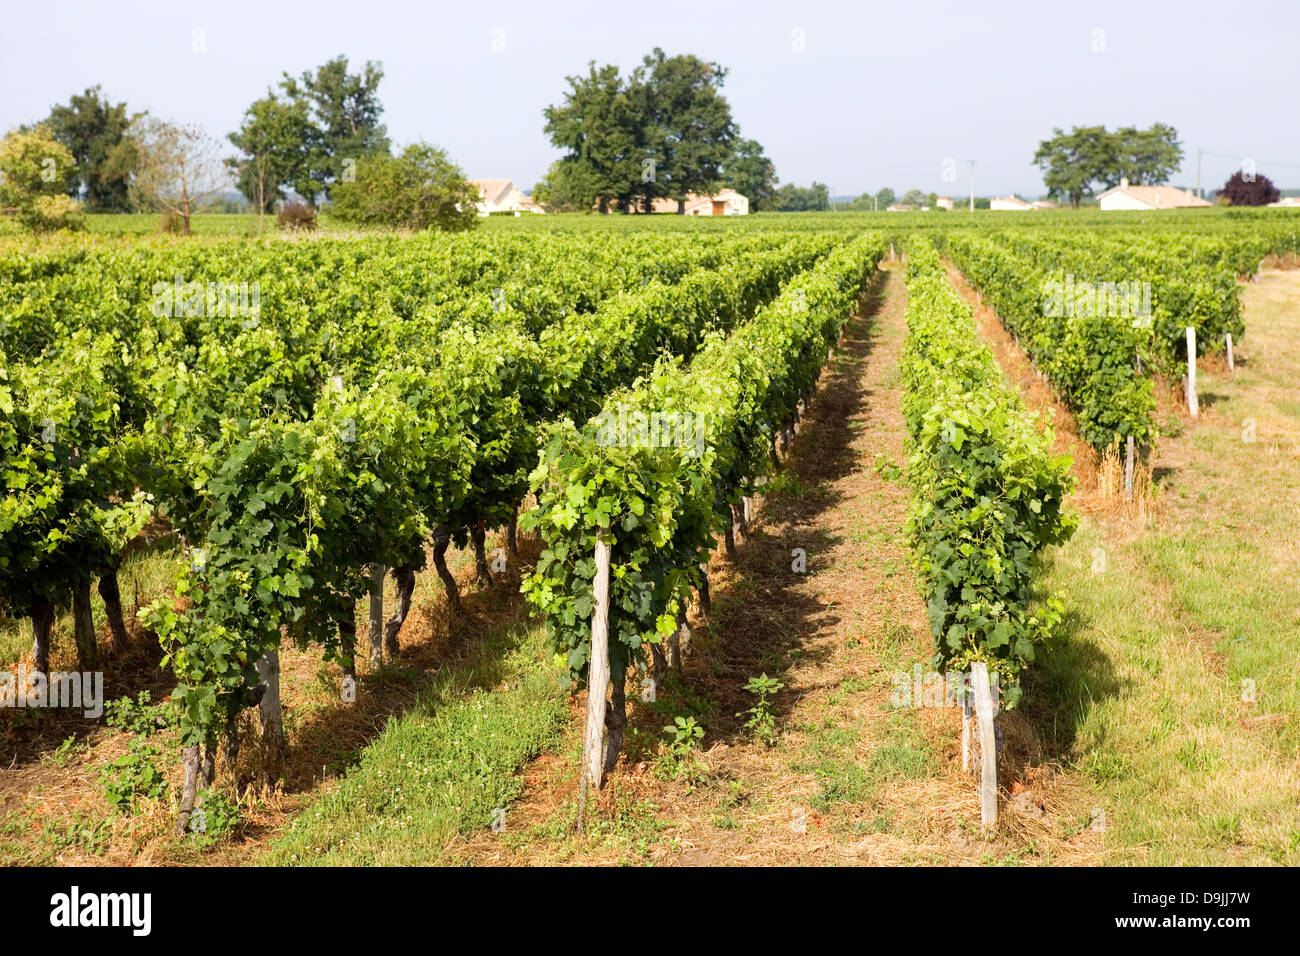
[943,232,1157,449]
[899,237,1076,705]
[523,233,887,770]
[1,229,845,824]
[981,229,1244,373]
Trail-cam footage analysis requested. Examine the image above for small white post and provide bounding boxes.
[1226,333,1235,372]
[1186,327,1199,417]
[971,662,997,827]
[577,535,613,833]
[1125,436,1135,501]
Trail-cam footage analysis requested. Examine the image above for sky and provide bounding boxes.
[4,0,1299,199]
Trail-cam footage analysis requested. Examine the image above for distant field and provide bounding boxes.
[84,212,260,235]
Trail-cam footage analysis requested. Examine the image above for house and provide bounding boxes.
[886,203,917,212]
[617,189,749,215]
[991,196,1034,211]
[935,196,954,211]
[471,179,544,215]
[682,189,749,215]
[1030,199,1057,210]
[1098,178,1211,211]
[1267,196,1300,208]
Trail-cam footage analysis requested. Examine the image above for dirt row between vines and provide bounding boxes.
[450,263,1104,866]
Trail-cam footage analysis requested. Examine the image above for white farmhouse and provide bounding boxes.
[990,196,1033,211]
[471,179,544,215]
[1097,178,1211,211]
[681,189,749,215]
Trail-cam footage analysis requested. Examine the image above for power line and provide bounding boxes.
[1200,149,1300,170]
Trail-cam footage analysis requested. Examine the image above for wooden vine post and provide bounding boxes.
[368,564,384,670]
[970,662,997,827]
[1124,436,1135,501]
[1186,326,1199,417]
[1226,333,1235,372]
[577,534,613,834]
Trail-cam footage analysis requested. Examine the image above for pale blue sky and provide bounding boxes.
[4,0,1298,197]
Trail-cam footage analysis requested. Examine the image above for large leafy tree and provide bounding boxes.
[227,91,316,213]
[1033,125,1113,208]
[274,56,390,202]
[543,51,771,214]
[1035,123,1184,207]
[544,62,648,213]
[329,143,478,231]
[1218,170,1281,206]
[43,86,140,211]
[1107,124,1182,186]
[723,138,776,209]
[636,49,736,212]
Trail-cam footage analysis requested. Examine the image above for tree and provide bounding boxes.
[544,62,648,213]
[637,49,736,212]
[43,86,140,211]
[532,159,602,212]
[279,56,390,201]
[227,91,315,215]
[1035,123,1184,207]
[723,138,776,209]
[1218,169,1280,206]
[130,118,228,235]
[901,188,928,208]
[770,181,829,211]
[329,143,479,232]
[1033,126,1112,208]
[1108,124,1182,187]
[875,187,896,209]
[0,125,85,230]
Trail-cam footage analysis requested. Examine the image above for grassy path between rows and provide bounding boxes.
[949,263,1300,866]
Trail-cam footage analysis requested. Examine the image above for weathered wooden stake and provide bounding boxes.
[256,646,285,778]
[577,536,612,834]
[1125,436,1135,501]
[1226,333,1235,372]
[1186,326,1199,417]
[368,564,384,670]
[961,696,971,773]
[971,662,997,827]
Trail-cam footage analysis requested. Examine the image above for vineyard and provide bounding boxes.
[3,211,1300,866]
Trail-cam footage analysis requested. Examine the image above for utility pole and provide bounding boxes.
[1196,147,1202,199]
[968,160,976,212]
